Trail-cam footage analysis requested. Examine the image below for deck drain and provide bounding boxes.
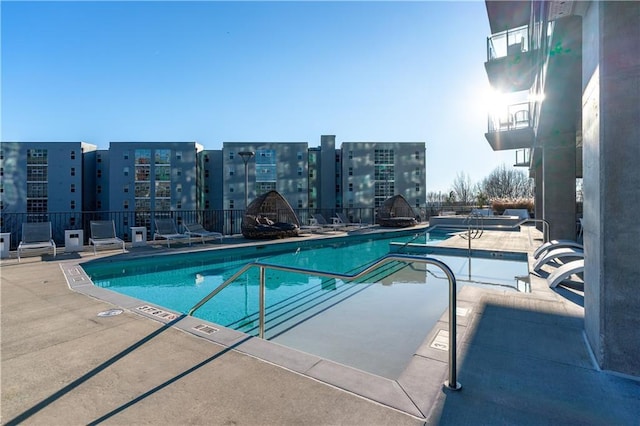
[456,307,470,317]
[136,305,178,321]
[430,329,449,351]
[97,309,124,317]
[193,324,218,335]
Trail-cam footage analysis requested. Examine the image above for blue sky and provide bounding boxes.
[1,0,515,193]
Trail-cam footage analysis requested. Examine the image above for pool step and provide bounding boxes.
[233,260,412,337]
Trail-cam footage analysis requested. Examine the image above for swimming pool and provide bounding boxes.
[81,230,528,378]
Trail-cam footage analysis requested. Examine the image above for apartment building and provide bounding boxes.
[483,0,639,376]
[103,142,203,237]
[0,141,97,241]
[340,142,425,211]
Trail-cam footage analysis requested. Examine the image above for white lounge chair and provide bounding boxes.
[89,220,125,255]
[547,259,584,288]
[312,213,345,231]
[18,222,56,262]
[336,212,361,228]
[154,218,190,247]
[533,247,584,273]
[183,223,223,244]
[533,239,584,259]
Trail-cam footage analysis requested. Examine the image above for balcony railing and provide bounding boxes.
[487,101,532,133]
[487,25,529,61]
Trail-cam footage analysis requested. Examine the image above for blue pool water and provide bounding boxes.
[82,230,529,378]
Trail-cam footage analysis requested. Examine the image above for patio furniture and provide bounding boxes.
[533,247,584,273]
[241,190,300,239]
[183,223,223,244]
[18,222,56,262]
[376,195,418,228]
[154,218,190,247]
[533,239,584,259]
[547,259,585,288]
[312,213,346,231]
[89,220,126,255]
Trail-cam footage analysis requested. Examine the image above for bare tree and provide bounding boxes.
[451,171,475,204]
[480,164,533,199]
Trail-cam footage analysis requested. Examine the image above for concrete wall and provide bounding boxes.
[582,1,640,376]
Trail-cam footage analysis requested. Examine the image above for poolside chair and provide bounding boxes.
[533,247,584,273]
[336,212,362,228]
[154,218,190,247]
[533,239,584,260]
[183,223,223,244]
[312,213,345,231]
[89,220,126,255]
[547,259,584,288]
[18,222,56,262]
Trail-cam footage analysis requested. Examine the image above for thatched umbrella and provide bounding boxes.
[241,190,300,239]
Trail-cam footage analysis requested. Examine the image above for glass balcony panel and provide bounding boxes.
[487,25,529,61]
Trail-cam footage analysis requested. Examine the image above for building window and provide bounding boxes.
[70,184,75,193]
[336,184,340,192]
[124,167,129,177]
[309,170,314,178]
[176,168,182,177]
[97,169,102,178]
[297,152,303,160]
[297,167,303,176]
[97,154,102,163]
[97,201,102,209]
[97,185,102,194]
[205,200,210,209]
[416,199,421,208]
[205,186,209,193]
[229,151,234,160]
[298,200,303,208]
[348,150,353,160]
[348,167,353,176]
[70,200,76,210]
[124,185,129,193]
[205,169,209,178]
[70,217,76,227]
[297,183,303,192]
[415,151,420,160]
[176,151,182,160]
[176,184,182,193]
[204,155,209,163]
[348,183,353,192]
[123,151,129,160]
[415,184,420,192]
[124,200,129,209]
[229,200,234,209]
[0,168,3,177]
[123,216,129,225]
[70,167,76,176]
[177,202,182,209]
[229,167,235,176]
[70,151,76,160]
[229,186,234,193]
[415,167,421,176]
[0,150,3,160]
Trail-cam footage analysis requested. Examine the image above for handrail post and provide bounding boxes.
[441,260,462,391]
[259,266,266,339]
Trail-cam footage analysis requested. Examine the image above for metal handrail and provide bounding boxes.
[188,253,462,391]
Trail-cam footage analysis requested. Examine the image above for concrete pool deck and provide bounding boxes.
[2,226,639,424]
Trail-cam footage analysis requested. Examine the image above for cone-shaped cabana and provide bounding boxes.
[376,194,418,227]
[241,190,300,239]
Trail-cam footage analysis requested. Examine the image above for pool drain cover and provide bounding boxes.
[97,309,124,317]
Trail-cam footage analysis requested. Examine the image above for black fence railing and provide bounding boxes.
[0,207,392,250]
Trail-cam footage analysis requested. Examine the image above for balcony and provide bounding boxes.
[485,101,535,151]
[485,26,537,92]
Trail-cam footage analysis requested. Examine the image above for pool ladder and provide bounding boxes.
[189,253,462,391]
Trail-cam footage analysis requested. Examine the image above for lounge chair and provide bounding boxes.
[312,213,345,231]
[18,222,56,262]
[89,220,126,255]
[183,223,223,244]
[533,239,584,259]
[154,218,190,247]
[533,247,584,273]
[336,212,362,228]
[547,259,584,288]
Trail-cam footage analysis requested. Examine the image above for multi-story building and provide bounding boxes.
[221,142,310,211]
[483,0,639,376]
[1,137,426,242]
[340,142,425,213]
[0,141,97,242]
[104,142,203,238]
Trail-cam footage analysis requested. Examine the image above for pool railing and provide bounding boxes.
[188,253,463,391]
